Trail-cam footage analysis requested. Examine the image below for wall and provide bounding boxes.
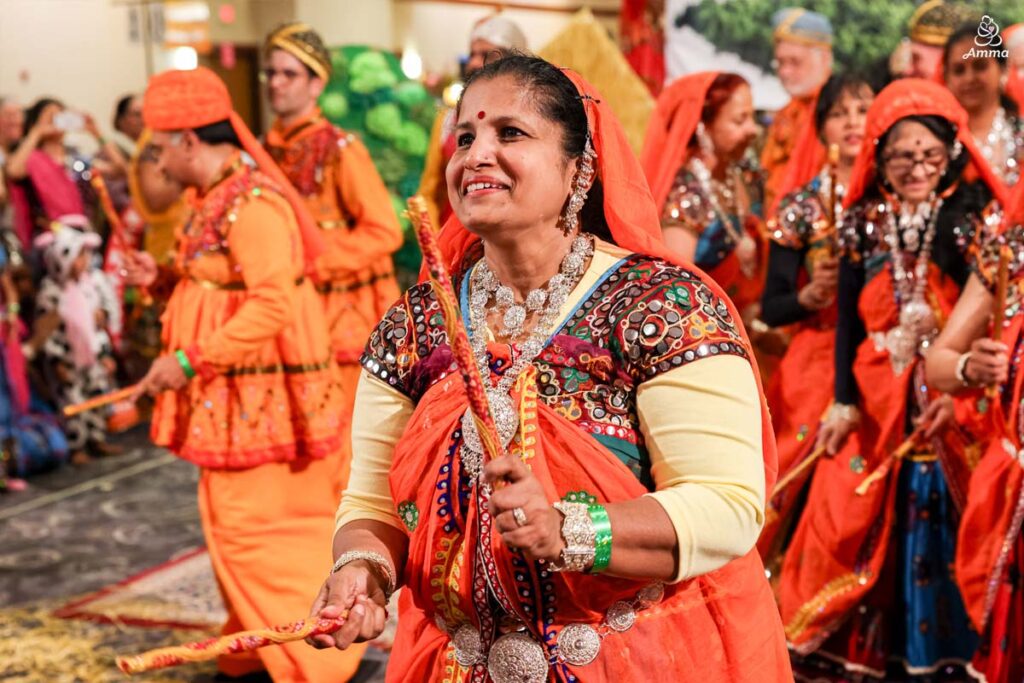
[0,0,150,136]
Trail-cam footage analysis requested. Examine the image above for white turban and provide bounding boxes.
[469,14,527,51]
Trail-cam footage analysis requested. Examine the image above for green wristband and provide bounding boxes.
[175,349,196,379]
[588,503,612,572]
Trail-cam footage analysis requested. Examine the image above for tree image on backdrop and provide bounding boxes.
[679,0,1024,75]
[319,46,435,277]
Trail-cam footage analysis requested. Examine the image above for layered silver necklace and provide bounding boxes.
[689,156,757,276]
[879,195,943,375]
[459,234,594,478]
[975,106,1019,185]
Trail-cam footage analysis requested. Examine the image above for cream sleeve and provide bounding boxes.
[639,355,766,582]
[334,370,414,533]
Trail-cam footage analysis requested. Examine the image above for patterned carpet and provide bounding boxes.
[0,427,386,682]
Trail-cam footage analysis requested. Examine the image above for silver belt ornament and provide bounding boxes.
[444,582,665,682]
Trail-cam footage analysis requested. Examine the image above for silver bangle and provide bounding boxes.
[331,550,397,599]
[829,403,860,423]
[955,352,975,387]
[551,501,595,573]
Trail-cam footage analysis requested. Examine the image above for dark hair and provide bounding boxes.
[813,73,874,137]
[113,94,137,130]
[456,54,612,242]
[702,73,747,125]
[192,119,242,148]
[24,97,63,132]
[942,22,1018,116]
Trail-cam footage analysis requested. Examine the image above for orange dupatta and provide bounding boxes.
[388,68,789,681]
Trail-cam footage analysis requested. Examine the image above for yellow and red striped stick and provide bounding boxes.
[116,615,347,674]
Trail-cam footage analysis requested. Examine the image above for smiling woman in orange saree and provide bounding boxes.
[306,56,791,682]
[778,79,1008,680]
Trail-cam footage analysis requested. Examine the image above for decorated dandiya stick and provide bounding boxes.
[987,245,1012,400]
[91,174,153,306]
[854,426,925,496]
[116,615,347,674]
[406,195,506,463]
[62,385,138,417]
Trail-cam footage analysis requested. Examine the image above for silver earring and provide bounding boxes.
[696,121,715,157]
[560,136,597,236]
[951,139,963,160]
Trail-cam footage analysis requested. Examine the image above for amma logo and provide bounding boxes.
[965,15,1010,59]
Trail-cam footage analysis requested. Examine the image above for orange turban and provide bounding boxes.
[143,67,324,270]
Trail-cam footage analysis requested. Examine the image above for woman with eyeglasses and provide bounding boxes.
[942,23,1024,191]
[778,79,1008,680]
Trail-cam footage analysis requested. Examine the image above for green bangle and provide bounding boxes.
[587,503,612,572]
[175,349,196,379]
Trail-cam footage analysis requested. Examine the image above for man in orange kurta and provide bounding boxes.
[262,23,402,433]
[761,8,832,212]
[134,67,361,683]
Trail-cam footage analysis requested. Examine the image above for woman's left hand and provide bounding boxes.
[83,113,102,140]
[485,455,564,564]
[915,394,955,439]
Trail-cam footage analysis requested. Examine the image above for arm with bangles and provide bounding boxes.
[308,352,767,650]
[925,273,1009,393]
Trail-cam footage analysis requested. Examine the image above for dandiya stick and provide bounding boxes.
[406,195,506,464]
[771,445,827,497]
[91,174,153,306]
[987,245,1011,399]
[62,385,138,417]
[116,615,347,674]
[854,426,924,496]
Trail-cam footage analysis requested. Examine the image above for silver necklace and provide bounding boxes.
[879,194,942,375]
[975,107,1018,185]
[689,156,756,276]
[459,234,594,478]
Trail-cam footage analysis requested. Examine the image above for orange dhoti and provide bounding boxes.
[199,457,366,682]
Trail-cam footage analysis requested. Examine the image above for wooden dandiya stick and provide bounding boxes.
[116,615,347,674]
[854,426,925,496]
[772,445,827,497]
[987,245,1012,399]
[91,174,153,306]
[62,384,138,417]
[406,194,506,463]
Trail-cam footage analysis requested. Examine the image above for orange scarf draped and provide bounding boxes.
[638,71,720,213]
[770,90,826,215]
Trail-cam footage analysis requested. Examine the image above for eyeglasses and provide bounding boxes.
[260,67,307,83]
[882,148,948,174]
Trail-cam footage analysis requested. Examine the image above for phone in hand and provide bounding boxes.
[53,111,85,132]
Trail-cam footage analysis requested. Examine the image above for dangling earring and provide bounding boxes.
[559,136,597,236]
[951,139,963,160]
[696,121,715,157]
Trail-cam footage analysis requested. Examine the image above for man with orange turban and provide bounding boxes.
[133,66,360,682]
[262,24,402,439]
[761,8,833,212]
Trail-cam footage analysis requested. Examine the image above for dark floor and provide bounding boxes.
[0,426,386,682]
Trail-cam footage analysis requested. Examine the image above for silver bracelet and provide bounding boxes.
[955,352,975,387]
[551,501,595,573]
[331,550,397,599]
[829,403,860,423]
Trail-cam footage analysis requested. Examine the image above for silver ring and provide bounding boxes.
[512,507,528,527]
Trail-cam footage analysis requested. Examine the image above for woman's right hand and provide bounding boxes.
[797,256,839,311]
[963,338,1009,386]
[306,561,389,650]
[817,404,859,455]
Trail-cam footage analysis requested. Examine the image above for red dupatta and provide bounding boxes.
[390,68,789,681]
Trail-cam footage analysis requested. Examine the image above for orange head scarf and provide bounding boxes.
[844,78,1010,209]
[639,71,721,212]
[432,64,779,498]
[142,67,324,270]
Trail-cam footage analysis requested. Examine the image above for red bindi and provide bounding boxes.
[477,110,486,119]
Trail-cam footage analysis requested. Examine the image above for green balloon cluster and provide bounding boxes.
[318,45,436,275]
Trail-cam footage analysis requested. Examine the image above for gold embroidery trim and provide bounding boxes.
[784,571,872,641]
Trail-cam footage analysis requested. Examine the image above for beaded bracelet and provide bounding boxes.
[587,504,612,573]
[174,349,196,379]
